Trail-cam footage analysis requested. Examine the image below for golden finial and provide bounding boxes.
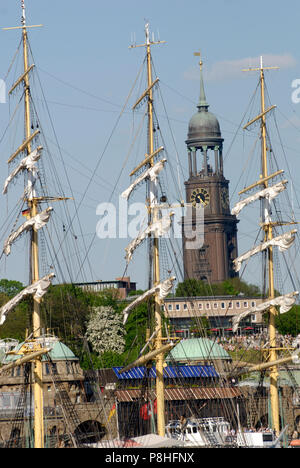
[194,50,203,70]
[194,50,208,109]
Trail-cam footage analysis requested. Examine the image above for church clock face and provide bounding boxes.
[221,187,229,210]
[190,188,210,207]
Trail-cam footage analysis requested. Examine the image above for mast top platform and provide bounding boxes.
[3,0,43,31]
[129,22,166,50]
[242,55,279,73]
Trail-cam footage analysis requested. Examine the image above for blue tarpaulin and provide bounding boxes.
[112,365,218,380]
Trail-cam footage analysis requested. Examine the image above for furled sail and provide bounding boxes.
[3,147,42,195]
[232,291,299,332]
[3,207,53,256]
[233,229,297,272]
[123,276,176,324]
[231,180,288,217]
[0,273,55,325]
[121,159,167,200]
[125,212,174,263]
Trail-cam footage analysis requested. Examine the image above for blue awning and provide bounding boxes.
[112,365,218,380]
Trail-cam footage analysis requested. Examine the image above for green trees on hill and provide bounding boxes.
[0,279,29,342]
[175,277,261,298]
[0,279,149,369]
[0,278,299,370]
[275,305,300,337]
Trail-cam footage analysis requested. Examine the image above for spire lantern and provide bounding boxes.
[187,52,222,145]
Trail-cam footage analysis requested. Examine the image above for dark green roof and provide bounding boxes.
[187,59,222,143]
[188,109,221,140]
[167,338,230,362]
[1,338,77,364]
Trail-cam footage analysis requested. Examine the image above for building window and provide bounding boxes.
[45,363,50,375]
[50,363,57,375]
[176,304,180,311]
[213,303,218,309]
[229,302,233,309]
[168,304,173,311]
[251,301,256,307]
[221,302,225,309]
[198,303,203,310]
[206,303,210,310]
[2,395,10,408]
[251,314,257,322]
[183,304,187,310]
[243,301,248,308]
[236,301,240,309]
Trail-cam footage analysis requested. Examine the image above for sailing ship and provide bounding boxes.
[119,22,178,439]
[0,2,115,449]
[0,2,57,449]
[115,24,239,448]
[228,57,300,445]
[117,31,300,445]
[0,3,299,448]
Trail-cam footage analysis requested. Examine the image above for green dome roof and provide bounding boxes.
[188,109,221,140]
[1,337,77,364]
[46,341,77,361]
[167,338,230,362]
[186,58,222,144]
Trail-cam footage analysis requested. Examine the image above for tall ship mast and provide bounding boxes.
[142,23,166,437]
[231,57,299,436]
[0,1,67,448]
[120,23,178,437]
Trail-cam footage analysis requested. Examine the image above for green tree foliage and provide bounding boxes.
[80,291,149,369]
[0,295,29,342]
[123,302,148,364]
[0,280,29,341]
[40,283,88,357]
[275,305,300,337]
[175,277,261,298]
[0,279,24,297]
[0,280,149,368]
[1,277,298,368]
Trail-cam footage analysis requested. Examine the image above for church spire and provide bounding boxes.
[194,52,209,111]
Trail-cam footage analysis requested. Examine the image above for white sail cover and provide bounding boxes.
[3,207,53,256]
[3,148,42,195]
[231,181,287,217]
[125,213,174,263]
[0,273,55,325]
[233,230,297,272]
[232,291,299,332]
[123,276,176,324]
[121,159,167,201]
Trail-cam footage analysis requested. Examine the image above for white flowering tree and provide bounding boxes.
[85,306,125,355]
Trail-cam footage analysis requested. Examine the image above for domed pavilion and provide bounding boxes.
[166,337,232,374]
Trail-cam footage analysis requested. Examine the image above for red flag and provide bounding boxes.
[139,400,157,420]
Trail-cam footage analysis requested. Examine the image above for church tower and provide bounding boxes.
[183,55,238,283]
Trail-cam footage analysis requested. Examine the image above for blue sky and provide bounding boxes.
[0,0,300,291]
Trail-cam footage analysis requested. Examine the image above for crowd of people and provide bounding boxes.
[215,332,300,352]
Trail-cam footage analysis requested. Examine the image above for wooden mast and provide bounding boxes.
[21,0,44,449]
[243,57,280,434]
[130,23,166,436]
[4,1,45,448]
[4,4,72,447]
